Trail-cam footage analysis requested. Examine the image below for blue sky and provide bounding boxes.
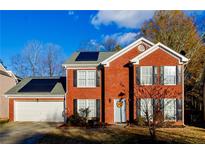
[0,10,204,69]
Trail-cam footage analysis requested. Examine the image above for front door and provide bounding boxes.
[114,99,126,123]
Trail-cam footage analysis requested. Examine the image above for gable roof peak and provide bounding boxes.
[101,37,155,66]
[130,41,189,64]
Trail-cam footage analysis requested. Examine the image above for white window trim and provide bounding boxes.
[140,66,153,85]
[164,98,176,121]
[77,70,96,88]
[163,66,176,85]
[140,99,153,118]
[77,99,97,118]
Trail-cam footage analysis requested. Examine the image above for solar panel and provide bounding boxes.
[76,52,99,61]
[19,79,58,93]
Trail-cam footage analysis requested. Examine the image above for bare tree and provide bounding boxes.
[103,37,118,51]
[78,39,122,52]
[120,79,181,139]
[11,40,65,77]
[11,54,28,77]
[135,86,180,139]
[22,40,43,76]
[42,43,65,77]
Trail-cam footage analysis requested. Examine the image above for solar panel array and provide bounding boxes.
[76,52,99,61]
[19,79,58,92]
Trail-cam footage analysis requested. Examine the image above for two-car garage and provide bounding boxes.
[14,100,64,122]
[5,77,66,122]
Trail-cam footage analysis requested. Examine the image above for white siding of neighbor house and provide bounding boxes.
[0,65,17,119]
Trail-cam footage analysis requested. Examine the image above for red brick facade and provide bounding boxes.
[66,69,101,117]
[66,42,185,125]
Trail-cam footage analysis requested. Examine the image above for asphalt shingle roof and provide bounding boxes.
[5,77,66,96]
[63,51,117,65]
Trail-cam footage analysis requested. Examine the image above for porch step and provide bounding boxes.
[115,123,127,126]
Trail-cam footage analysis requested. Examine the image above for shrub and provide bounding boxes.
[67,114,86,127]
[138,116,146,126]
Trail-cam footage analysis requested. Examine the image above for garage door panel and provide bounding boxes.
[14,101,64,122]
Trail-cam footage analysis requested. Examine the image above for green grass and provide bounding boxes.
[37,125,205,144]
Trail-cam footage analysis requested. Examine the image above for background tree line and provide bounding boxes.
[11,40,66,78]
[9,36,122,78]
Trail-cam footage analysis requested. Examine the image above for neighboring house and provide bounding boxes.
[6,37,189,125]
[0,63,20,119]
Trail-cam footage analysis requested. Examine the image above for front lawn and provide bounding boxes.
[37,125,205,144]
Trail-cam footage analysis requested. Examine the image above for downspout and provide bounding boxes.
[64,93,67,124]
[182,64,185,126]
[182,60,190,126]
[63,66,68,124]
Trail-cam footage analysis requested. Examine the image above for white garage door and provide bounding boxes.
[14,101,64,122]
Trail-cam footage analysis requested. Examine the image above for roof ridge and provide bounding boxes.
[23,76,62,79]
[75,51,115,53]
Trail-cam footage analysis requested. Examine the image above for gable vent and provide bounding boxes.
[137,44,146,52]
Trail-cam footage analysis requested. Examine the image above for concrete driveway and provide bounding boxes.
[0,122,62,144]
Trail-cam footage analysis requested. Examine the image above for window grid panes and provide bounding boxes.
[77,99,96,118]
[140,99,153,118]
[77,70,96,87]
[164,66,176,85]
[164,99,176,120]
[140,66,153,85]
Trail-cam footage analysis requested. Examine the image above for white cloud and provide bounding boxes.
[91,11,154,29]
[79,39,105,51]
[104,32,140,46]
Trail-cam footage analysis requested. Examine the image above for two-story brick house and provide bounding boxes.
[6,37,188,125]
[63,37,189,125]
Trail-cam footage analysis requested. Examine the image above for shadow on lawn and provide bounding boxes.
[17,133,45,144]
[36,126,171,144]
[37,133,170,144]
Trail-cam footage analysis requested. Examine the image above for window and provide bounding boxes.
[140,66,153,85]
[77,70,96,87]
[176,65,182,84]
[77,99,96,118]
[164,99,176,120]
[140,99,153,118]
[77,71,86,87]
[164,66,176,85]
[176,99,182,121]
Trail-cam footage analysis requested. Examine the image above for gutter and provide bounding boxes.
[5,95,65,98]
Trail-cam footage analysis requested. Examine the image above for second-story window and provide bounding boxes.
[163,66,176,85]
[77,70,96,87]
[140,66,153,85]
